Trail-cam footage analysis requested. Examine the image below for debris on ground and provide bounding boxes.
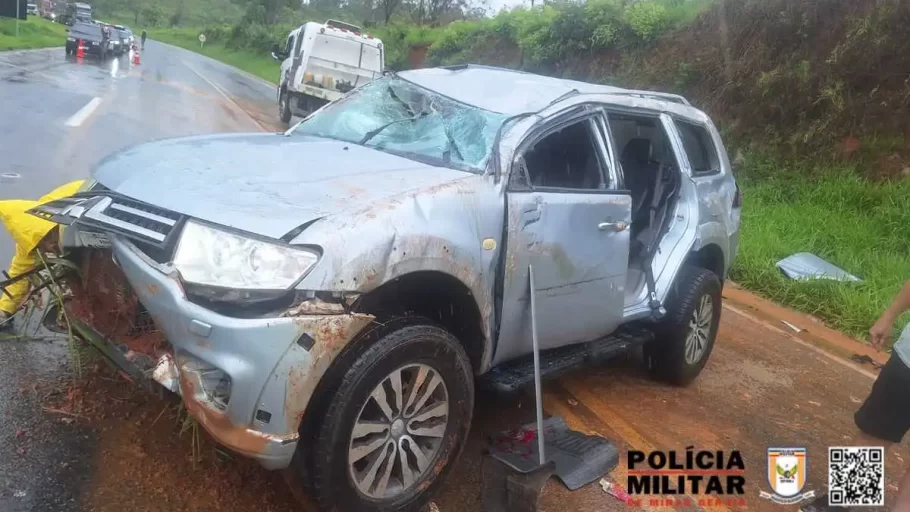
[850,354,884,370]
[37,364,304,511]
[776,253,862,282]
[599,478,632,504]
[781,320,802,333]
[488,416,618,490]
[428,502,440,512]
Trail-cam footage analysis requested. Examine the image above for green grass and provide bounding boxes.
[0,17,69,51]
[731,157,910,342]
[152,27,278,84]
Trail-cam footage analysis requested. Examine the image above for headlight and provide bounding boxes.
[173,221,318,290]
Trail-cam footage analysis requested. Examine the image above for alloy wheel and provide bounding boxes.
[684,294,713,364]
[347,363,449,500]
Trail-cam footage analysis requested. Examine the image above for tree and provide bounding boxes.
[141,4,166,26]
[380,0,399,23]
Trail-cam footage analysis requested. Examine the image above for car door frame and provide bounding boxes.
[491,104,633,366]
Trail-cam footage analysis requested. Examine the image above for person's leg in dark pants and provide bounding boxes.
[802,353,910,511]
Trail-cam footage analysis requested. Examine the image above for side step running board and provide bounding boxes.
[481,326,654,396]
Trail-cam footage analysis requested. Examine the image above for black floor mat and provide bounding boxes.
[487,416,619,490]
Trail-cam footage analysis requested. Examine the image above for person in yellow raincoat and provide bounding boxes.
[0,180,85,331]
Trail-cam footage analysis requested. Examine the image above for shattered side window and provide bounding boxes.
[293,76,508,173]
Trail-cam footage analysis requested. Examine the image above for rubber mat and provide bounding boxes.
[488,416,619,490]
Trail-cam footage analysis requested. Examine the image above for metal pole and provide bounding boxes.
[528,264,545,465]
[16,0,20,38]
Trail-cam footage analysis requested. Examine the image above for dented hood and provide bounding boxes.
[92,133,470,239]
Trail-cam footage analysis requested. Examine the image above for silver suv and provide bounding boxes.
[32,65,741,511]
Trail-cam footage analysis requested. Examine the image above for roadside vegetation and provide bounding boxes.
[0,17,68,51]
[732,160,910,339]
[92,0,910,343]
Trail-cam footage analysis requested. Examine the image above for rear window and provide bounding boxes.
[675,120,720,175]
[70,23,101,39]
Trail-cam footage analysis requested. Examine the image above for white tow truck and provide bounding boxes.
[271,19,384,124]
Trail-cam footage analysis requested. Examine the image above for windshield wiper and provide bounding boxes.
[359,112,429,145]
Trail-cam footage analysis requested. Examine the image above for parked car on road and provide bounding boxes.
[30,64,741,512]
[271,19,384,124]
[65,21,110,59]
[114,24,133,45]
[109,26,130,55]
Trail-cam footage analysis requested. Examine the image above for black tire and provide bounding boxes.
[645,266,722,385]
[279,87,292,124]
[309,321,473,512]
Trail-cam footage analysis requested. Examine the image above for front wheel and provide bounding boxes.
[645,266,722,385]
[309,321,474,512]
[278,87,292,124]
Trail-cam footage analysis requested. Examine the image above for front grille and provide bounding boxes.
[80,185,182,261]
[79,194,182,246]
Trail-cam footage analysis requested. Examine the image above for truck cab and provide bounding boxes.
[62,1,92,25]
[272,20,384,124]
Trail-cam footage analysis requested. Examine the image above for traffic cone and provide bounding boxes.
[76,39,85,58]
[132,50,140,65]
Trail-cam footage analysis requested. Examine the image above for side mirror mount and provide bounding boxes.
[271,43,282,61]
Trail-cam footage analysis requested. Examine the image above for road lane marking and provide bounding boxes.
[64,97,103,127]
[723,304,877,381]
[181,59,268,131]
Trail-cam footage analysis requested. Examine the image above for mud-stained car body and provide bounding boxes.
[30,64,741,511]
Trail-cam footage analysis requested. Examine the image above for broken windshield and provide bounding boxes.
[292,76,508,173]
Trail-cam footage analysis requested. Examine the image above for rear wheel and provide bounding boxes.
[645,266,722,385]
[308,321,473,512]
[279,87,292,124]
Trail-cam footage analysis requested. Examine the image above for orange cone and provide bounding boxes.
[132,50,140,65]
[76,39,85,58]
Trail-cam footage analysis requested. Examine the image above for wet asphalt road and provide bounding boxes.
[0,42,279,511]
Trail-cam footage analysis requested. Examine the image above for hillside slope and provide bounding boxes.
[416,0,910,173]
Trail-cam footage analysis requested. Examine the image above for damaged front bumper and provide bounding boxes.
[92,237,372,469]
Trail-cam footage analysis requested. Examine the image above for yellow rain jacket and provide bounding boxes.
[0,180,86,314]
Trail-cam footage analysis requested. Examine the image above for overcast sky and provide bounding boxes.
[485,0,529,15]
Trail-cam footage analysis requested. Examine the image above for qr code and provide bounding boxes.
[828,446,885,506]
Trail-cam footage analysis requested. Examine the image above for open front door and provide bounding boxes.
[493,112,632,366]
